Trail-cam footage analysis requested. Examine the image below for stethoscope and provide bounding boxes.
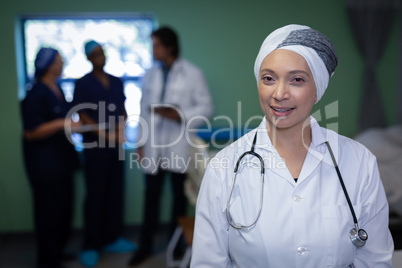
[226,132,368,248]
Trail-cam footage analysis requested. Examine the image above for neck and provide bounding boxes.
[267,119,312,152]
[92,67,105,75]
[40,74,58,88]
[163,56,177,68]
[40,74,63,100]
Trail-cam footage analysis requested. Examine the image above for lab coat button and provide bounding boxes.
[292,195,302,202]
[297,247,308,255]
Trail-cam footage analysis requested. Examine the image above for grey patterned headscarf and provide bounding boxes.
[254,24,338,103]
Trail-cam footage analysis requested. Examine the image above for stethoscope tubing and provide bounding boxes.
[227,133,265,229]
[325,141,359,226]
[226,171,264,229]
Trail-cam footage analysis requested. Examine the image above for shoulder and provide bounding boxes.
[75,73,92,86]
[108,74,122,82]
[108,74,124,89]
[30,82,48,93]
[23,83,48,102]
[73,74,93,102]
[201,130,259,194]
[147,63,162,72]
[177,58,203,74]
[324,127,376,163]
[207,129,257,172]
[143,64,161,79]
[78,73,92,81]
[21,83,52,118]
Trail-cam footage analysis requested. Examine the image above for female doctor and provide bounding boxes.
[191,24,394,267]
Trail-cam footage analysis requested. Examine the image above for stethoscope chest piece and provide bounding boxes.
[326,141,368,248]
[350,227,368,247]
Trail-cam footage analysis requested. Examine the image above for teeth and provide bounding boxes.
[273,107,293,112]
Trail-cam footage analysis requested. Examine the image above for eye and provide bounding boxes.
[262,76,275,84]
[291,77,305,84]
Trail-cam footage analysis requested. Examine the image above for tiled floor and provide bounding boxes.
[0,226,169,268]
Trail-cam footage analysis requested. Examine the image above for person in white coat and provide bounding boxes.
[191,24,394,267]
[129,26,213,266]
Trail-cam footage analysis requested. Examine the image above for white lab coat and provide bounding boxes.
[138,58,213,174]
[191,117,394,267]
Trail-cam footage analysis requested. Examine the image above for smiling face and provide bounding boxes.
[258,49,317,132]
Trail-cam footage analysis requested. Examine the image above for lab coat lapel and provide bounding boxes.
[148,67,163,104]
[297,117,329,183]
[164,59,184,104]
[253,118,293,182]
[254,116,330,184]
[265,148,293,182]
[297,147,323,183]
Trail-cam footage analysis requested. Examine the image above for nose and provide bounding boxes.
[272,81,290,101]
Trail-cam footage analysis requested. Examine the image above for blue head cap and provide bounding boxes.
[84,40,102,57]
[34,47,58,78]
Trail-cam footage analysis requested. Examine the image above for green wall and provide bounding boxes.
[0,0,398,232]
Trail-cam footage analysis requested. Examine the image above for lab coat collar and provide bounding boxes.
[252,117,275,152]
[156,57,183,71]
[251,116,330,184]
[251,118,291,182]
[298,116,333,184]
[253,116,328,152]
[309,116,328,149]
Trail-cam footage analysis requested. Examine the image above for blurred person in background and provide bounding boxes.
[73,40,135,267]
[129,26,213,266]
[21,47,81,268]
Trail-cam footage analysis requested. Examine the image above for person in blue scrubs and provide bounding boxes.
[21,47,80,268]
[73,40,135,267]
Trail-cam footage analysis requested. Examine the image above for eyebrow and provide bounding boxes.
[260,68,311,78]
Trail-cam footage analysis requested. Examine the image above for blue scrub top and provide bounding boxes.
[73,73,126,144]
[21,82,79,179]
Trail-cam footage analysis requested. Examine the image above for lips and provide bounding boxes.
[272,107,294,112]
[270,105,295,116]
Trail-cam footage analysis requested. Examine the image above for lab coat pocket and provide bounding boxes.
[322,205,361,267]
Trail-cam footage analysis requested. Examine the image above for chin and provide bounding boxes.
[266,116,294,129]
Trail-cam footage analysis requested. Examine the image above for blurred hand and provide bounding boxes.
[64,118,83,133]
[70,120,83,133]
[137,146,143,160]
[153,107,181,122]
